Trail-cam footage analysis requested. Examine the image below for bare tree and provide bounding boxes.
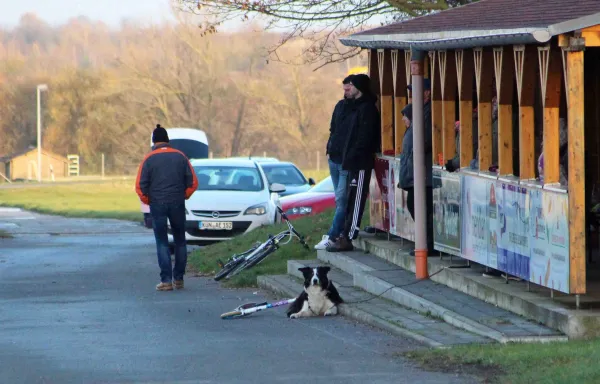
[173,0,479,68]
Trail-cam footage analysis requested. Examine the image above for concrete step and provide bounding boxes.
[318,249,568,344]
[258,260,493,348]
[354,233,600,339]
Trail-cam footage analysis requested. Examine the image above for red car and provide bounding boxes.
[279,176,336,220]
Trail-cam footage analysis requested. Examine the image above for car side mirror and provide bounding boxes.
[270,183,286,194]
[308,178,316,186]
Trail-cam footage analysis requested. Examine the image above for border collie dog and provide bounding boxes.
[286,266,343,319]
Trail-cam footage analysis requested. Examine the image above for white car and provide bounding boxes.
[168,158,286,245]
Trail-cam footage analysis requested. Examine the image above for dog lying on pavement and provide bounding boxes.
[286,266,343,319]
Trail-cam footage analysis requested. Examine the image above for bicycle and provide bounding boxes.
[214,206,309,281]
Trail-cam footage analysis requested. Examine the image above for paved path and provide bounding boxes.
[0,209,479,383]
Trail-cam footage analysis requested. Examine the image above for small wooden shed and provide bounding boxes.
[0,147,68,181]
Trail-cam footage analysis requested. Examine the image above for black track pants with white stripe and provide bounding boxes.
[343,169,372,240]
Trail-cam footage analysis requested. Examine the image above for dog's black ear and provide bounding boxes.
[319,266,331,274]
[298,267,312,276]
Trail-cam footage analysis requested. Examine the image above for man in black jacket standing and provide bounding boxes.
[315,75,355,250]
[327,74,381,252]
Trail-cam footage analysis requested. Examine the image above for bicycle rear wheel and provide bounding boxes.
[214,257,245,281]
[227,244,276,279]
[243,243,277,270]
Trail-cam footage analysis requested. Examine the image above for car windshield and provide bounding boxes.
[261,164,306,186]
[310,177,334,192]
[169,139,208,160]
[193,165,263,192]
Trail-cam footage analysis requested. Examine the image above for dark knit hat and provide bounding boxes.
[401,103,413,121]
[350,74,373,96]
[152,124,169,143]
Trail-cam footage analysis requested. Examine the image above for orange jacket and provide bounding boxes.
[135,143,199,205]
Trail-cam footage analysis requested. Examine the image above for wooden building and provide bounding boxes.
[340,0,600,298]
[0,147,69,182]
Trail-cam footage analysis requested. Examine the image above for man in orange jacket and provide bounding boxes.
[136,124,199,291]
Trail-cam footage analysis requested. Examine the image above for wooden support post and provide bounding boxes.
[438,50,457,164]
[514,45,536,180]
[378,49,395,156]
[430,51,443,165]
[474,48,494,171]
[392,50,408,155]
[456,49,474,168]
[566,40,586,294]
[405,50,412,103]
[538,45,562,184]
[493,47,515,176]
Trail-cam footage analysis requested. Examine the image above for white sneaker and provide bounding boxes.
[314,235,335,250]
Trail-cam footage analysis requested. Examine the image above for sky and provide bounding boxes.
[0,0,178,28]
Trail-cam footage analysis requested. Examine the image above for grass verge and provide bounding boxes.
[0,180,142,221]
[189,202,371,288]
[403,339,600,384]
[188,209,336,288]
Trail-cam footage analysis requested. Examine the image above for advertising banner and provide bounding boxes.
[497,183,530,280]
[368,157,390,232]
[432,168,461,256]
[461,175,494,266]
[529,189,570,293]
[391,159,415,241]
[389,159,398,235]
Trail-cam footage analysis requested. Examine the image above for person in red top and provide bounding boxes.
[136,124,199,291]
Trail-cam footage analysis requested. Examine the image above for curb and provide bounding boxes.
[257,275,445,348]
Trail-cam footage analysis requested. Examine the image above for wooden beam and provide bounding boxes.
[538,45,561,184]
[378,49,394,156]
[405,50,412,103]
[430,51,443,165]
[368,49,380,96]
[474,48,494,171]
[392,50,408,156]
[438,50,457,163]
[514,45,536,180]
[566,48,586,294]
[582,31,600,47]
[493,47,515,176]
[456,49,474,168]
[582,24,600,32]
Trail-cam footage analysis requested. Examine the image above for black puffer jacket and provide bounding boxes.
[341,94,381,171]
[326,98,354,164]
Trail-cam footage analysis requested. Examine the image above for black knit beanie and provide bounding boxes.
[351,74,373,96]
[152,124,169,143]
[401,103,413,121]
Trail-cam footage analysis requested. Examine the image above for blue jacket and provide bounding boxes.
[136,143,198,205]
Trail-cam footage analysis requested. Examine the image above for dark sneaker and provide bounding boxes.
[326,236,353,252]
[174,280,184,289]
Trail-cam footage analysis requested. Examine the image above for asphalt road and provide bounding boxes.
[0,209,478,384]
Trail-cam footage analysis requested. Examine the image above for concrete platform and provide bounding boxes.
[318,250,566,343]
[354,232,600,339]
[258,260,491,347]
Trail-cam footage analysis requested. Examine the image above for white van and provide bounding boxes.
[141,127,209,227]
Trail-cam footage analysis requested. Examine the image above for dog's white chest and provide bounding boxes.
[305,285,331,314]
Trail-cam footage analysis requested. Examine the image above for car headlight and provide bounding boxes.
[286,206,312,215]
[244,203,267,215]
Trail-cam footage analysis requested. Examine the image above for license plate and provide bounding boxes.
[199,221,233,230]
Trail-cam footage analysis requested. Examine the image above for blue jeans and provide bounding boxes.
[327,158,348,240]
[150,202,187,283]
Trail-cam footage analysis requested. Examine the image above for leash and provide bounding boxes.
[338,267,447,305]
